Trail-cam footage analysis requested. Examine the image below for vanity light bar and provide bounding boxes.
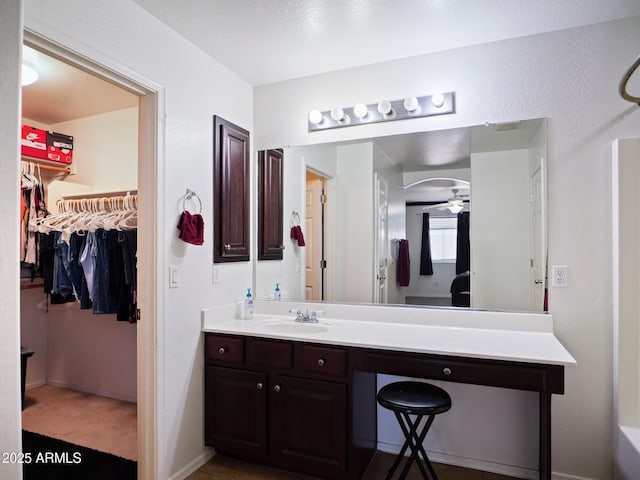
[308,92,456,132]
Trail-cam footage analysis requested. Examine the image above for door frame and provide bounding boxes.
[23,26,166,480]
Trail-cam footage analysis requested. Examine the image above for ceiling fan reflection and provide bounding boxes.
[422,188,469,214]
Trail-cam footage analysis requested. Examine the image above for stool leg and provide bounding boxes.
[397,413,435,480]
[385,411,413,479]
[400,413,429,480]
[406,414,439,480]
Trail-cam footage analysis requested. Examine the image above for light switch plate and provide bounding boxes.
[169,266,179,288]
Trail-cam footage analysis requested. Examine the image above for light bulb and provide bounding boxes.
[431,92,445,108]
[22,64,38,86]
[353,103,368,119]
[377,100,392,116]
[308,110,323,125]
[330,107,345,122]
[403,96,419,112]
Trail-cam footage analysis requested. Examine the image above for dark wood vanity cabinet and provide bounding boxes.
[204,334,359,479]
[205,366,267,456]
[213,116,250,262]
[258,149,284,260]
[205,330,565,480]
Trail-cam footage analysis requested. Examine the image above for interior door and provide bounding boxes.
[306,173,324,300]
[374,173,389,304]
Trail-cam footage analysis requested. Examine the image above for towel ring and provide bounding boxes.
[620,53,640,105]
[290,211,301,228]
[183,189,202,214]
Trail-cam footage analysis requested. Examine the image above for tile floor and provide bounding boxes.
[187,452,520,480]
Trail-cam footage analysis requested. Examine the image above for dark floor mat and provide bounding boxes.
[22,430,136,480]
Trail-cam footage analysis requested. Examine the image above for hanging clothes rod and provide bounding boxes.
[21,159,71,174]
[619,53,640,105]
[62,190,137,200]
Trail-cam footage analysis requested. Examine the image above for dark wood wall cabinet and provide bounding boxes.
[213,116,250,263]
[258,149,284,260]
[204,332,565,480]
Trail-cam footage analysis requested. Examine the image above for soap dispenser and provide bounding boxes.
[244,288,254,319]
[274,283,281,301]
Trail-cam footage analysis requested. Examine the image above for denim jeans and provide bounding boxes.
[69,233,92,310]
[52,232,74,296]
[92,229,116,314]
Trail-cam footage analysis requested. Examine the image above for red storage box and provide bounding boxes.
[21,125,47,159]
[46,131,73,165]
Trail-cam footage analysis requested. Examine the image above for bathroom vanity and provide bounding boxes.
[202,301,575,480]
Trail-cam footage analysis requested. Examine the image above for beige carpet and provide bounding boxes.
[22,384,138,461]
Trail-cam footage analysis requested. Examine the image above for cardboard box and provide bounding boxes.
[46,131,73,165]
[20,125,47,159]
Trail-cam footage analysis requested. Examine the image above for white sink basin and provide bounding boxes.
[257,321,329,334]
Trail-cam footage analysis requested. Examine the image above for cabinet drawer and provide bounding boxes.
[298,345,347,377]
[362,350,557,392]
[206,334,244,364]
[247,339,293,369]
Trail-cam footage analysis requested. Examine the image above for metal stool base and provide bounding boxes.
[385,411,439,480]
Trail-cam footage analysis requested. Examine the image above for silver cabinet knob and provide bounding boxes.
[274,385,281,392]
[534,279,543,284]
[443,367,452,376]
[317,358,326,367]
[224,244,231,251]
[257,382,263,390]
[218,347,227,354]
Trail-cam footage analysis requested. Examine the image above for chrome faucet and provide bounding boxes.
[289,309,323,323]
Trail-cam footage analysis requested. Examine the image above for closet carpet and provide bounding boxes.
[22,384,137,462]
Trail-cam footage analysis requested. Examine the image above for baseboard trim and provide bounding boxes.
[378,442,538,479]
[26,380,46,390]
[169,448,215,480]
[45,379,137,403]
[552,473,597,480]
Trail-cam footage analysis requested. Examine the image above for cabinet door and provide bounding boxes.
[258,149,284,260]
[213,115,250,262]
[205,366,267,457]
[269,374,347,479]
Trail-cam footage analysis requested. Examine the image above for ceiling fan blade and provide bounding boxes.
[421,203,448,210]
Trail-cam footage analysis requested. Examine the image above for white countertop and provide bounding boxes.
[201,301,576,366]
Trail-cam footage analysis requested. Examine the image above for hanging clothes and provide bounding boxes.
[35,193,138,322]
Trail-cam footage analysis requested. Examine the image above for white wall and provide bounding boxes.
[254,16,640,479]
[335,142,374,302]
[0,1,24,477]
[470,149,530,310]
[49,106,139,200]
[8,2,255,479]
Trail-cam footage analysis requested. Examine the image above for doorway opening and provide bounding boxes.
[305,170,327,301]
[19,31,162,479]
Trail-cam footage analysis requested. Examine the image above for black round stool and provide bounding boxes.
[377,381,452,480]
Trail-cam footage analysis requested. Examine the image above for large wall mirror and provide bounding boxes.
[255,118,547,312]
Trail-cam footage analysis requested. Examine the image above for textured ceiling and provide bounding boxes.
[132,0,640,86]
[21,47,138,125]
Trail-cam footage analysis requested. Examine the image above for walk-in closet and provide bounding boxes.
[20,43,140,470]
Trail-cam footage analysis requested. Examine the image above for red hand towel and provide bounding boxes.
[177,211,204,245]
[290,225,306,246]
